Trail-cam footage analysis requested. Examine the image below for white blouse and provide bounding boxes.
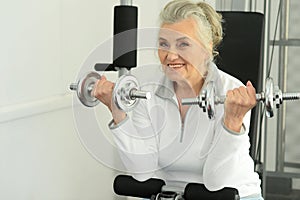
[109,62,262,198]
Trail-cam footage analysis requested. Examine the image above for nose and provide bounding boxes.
[166,50,179,61]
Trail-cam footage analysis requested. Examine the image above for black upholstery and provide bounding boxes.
[216,11,265,160]
[184,183,239,200]
[113,175,239,200]
[113,174,165,199]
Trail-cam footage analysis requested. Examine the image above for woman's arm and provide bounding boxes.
[203,81,257,190]
[93,76,159,181]
[110,99,160,181]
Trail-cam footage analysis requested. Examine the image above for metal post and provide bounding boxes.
[276,0,289,172]
[117,67,130,77]
[262,0,270,197]
[249,0,252,11]
[120,0,132,6]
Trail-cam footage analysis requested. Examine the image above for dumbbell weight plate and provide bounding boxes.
[113,74,139,112]
[206,81,216,120]
[265,77,274,118]
[76,71,101,107]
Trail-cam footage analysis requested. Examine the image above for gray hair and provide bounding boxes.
[159,0,223,58]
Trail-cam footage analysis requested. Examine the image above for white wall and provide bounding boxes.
[0,0,181,199]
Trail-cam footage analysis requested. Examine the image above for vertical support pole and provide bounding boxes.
[262,0,270,197]
[120,0,132,6]
[276,0,289,172]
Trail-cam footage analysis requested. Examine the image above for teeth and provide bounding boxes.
[168,64,184,68]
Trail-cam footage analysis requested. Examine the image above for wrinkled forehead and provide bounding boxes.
[159,28,189,40]
[158,27,206,53]
[158,27,200,44]
[159,18,200,41]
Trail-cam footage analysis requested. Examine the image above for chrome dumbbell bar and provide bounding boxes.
[182,77,300,119]
[70,71,151,112]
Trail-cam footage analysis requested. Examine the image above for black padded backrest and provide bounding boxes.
[215,11,265,159]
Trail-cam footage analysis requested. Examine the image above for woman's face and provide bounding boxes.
[158,17,210,83]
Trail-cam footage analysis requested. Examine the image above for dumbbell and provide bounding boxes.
[70,71,151,112]
[182,77,300,119]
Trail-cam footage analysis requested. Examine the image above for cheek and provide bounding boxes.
[179,52,195,66]
[157,49,166,63]
[182,48,209,66]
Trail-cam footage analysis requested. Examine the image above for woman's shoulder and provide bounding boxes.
[213,68,245,97]
[129,65,166,94]
[217,68,245,88]
[131,65,165,85]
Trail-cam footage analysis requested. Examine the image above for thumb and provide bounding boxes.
[246,80,253,87]
[246,80,257,97]
[100,75,107,81]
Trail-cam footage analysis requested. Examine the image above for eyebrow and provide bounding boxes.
[176,37,190,41]
[159,36,191,42]
[158,37,168,41]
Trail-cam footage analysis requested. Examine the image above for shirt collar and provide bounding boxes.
[155,75,175,100]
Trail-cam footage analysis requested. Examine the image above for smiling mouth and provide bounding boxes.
[167,63,185,68]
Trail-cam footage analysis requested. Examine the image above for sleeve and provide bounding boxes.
[109,100,159,181]
[203,109,252,191]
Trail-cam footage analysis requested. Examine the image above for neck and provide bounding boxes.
[174,78,204,98]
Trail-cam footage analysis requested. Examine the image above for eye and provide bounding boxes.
[177,42,190,48]
[159,41,170,49]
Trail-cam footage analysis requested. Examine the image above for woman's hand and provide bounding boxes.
[223,81,257,132]
[93,75,126,124]
[93,75,114,111]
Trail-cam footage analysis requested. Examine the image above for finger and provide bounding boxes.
[98,75,107,85]
[246,81,256,94]
[93,76,108,97]
[231,88,246,106]
[245,81,256,99]
[246,80,253,87]
[236,86,248,99]
[226,90,234,99]
[225,90,236,105]
[101,75,107,81]
[246,81,257,106]
[92,80,100,97]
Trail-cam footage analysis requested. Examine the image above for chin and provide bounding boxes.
[163,67,186,80]
[165,72,186,82]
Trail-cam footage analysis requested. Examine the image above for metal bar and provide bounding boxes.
[262,0,270,197]
[284,162,300,169]
[117,67,130,77]
[232,0,247,11]
[120,0,132,6]
[266,171,300,179]
[276,0,289,172]
[270,39,300,46]
[130,89,151,100]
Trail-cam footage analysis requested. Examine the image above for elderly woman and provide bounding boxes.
[94,0,263,199]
